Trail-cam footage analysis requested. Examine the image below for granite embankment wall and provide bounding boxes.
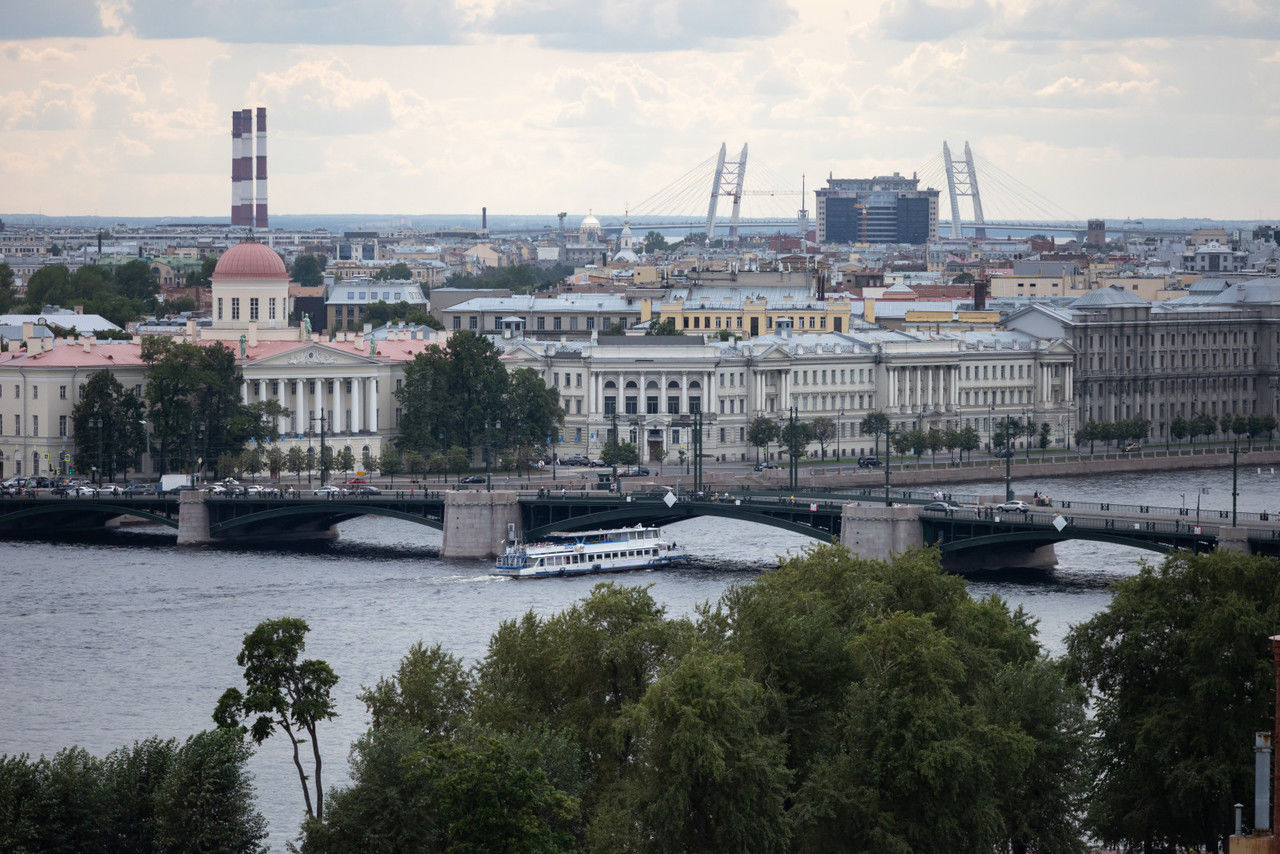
[710,448,1280,492]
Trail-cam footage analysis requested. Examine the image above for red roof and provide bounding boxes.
[214,242,288,279]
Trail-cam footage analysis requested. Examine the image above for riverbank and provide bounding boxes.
[716,447,1280,491]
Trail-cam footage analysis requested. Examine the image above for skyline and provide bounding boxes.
[3,0,1279,222]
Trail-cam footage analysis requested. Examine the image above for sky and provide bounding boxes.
[2,0,1278,222]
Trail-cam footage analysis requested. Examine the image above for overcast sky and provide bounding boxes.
[2,0,1277,221]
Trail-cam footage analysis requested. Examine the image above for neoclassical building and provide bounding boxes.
[0,241,445,480]
[499,326,1075,464]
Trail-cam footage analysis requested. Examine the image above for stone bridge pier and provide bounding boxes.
[839,503,1057,572]
[442,491,522,560]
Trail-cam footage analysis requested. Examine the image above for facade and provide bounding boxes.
[325,277,427,332]
[1181,242,1248,274]
[655,287,857,337]
[439,293,648,337]
[815,174,940,245]
[0,242,442,481]
[500,328,1074,465]
[1004,280,1280,443]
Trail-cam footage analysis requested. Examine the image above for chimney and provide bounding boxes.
[254,107,268,229]
[247,320,258,348]
[21,322,34,350]
[230,111,240,225]
[82,336,91,353]
[974,276,988,311]
[482,207,487,231]
[864,298,876,324]
[185,317,197,339]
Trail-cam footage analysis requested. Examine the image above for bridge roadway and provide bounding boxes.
[1,488,1277,569]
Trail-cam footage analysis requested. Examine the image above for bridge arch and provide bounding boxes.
[208,501,443,538]
[0,501,179,531]
[933,528,1180,556]
[522,500,837,541]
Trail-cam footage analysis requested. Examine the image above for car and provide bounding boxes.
[1122,442,1142,452]
[753,461,779,471]
[459,474,487,484]
[351,485,382,496]
[203,484,226,495]
[996,500,1030,513]
[312,485,345,496]
[922,501,960,512]
[342,477,368,485]
[993,448,1015,459]
[857,456,883,468]
[617,466,650,477]
[69,485,98,497]
[33,477,54,489]
[97,484,124,496]
[559,455,592,467]
[124,482,155,496]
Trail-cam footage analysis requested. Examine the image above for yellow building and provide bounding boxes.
[656,291,857,337]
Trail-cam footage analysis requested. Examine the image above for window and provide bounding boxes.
[269,298,277,320]
[59,385,66,400]
[537,317,546,330]
[31,415,37,436]
[59,415,67,439]
[554,317,562,331]
[32,386,37,400]
[217,298,223,320]
[452,317,461,330]
[668,395,680,414]
[347,292,355,300]
[231,297,240,320]
[250,297,259,321]
[586,317,595,330]
[469,317,478,330]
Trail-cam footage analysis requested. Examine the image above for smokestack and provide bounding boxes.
[482,206,487,231]
[973,276,988,311]
[254,107,268,229]
[239,108,254,228]
[230,111,241,225]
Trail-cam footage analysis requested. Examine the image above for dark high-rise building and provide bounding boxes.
[815,173,939,244]
[1086,219,1106,247]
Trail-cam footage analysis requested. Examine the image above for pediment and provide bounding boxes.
[248,344,379,369]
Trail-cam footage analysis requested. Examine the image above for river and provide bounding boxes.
[2,464,1277,848]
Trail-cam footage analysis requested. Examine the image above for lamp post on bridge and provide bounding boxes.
[1004,411,1014,502]
[883,427,893,507]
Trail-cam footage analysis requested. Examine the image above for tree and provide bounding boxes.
[402,450,426,482]
[777,417,813,463]
[645,317,682,336]
[595,647,792,853]
[185,256,218,289]
[290,254,327,287]
[373,262,413,281]
[153,730,269,853]
[114,259,160,302]
[380,451,402,485]
[642,231,668,253]
[0,262,16,314]
[502,368,564,463]
[265,445,285,480]
[1170,414,1189,444]
[1067,551,1280,850]
[1038,421,1052,455]
[604,320,627,335]
[958,424,981,461]
[811,416,835,458]
[240,446,263,481]
[925,426,945,463]
[747,415,778,462]
[335,446,356,478]
[214,617,339,821]
[396,331,509,456]
[24,264,72,310]
[359,641,472,736]
[860,411,890,458]
[285,446,306,483]
[71,369,146,483]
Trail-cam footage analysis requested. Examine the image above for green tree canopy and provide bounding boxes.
[214,617,339,821]
[747,415,778,459]
[859,411,890,457]
[71,369,146,483]
[290,254,327,287]
[1067,551,1280,850]
[642,230,669,253]
[373,262,413,281]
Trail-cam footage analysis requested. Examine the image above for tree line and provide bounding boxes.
[0,260,177,330]
[5,546,1279,850]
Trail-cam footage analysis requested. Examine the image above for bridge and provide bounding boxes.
[2,487,1278,572]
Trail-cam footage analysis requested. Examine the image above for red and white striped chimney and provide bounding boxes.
[238,108,254,227]
[254,107,268,229]
[230,111,243,225]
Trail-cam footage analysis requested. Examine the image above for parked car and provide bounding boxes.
[459,475,487,484]
[33,477,54,489]
[351,485,382,496]
[993,448,1015,459]
[1122,442,1142,452]
[97,484,124,496]
[69,485,99,497]
[312,485,345,496]
[617,466,650,477]
[857,456,882,468]
[996,500,1030,513]
[124,482,155,496]
[753,461,779,471]
[922,501,960,512]
[559,455,592,467]
[342,477,368,485]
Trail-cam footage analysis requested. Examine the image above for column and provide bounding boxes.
[295,378,307,434]
[256,379,265,405]
[240,381,249,405]
[367,376,378,432]
[926,366,935,409]
[334,377,344,434]
[313,379,323,430]
[352,378,363,433]
[681,371,689,413]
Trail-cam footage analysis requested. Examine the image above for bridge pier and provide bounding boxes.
[840,504,924,560]
[442,491,522,560]
[940,543,1058,574]
[176,490,212,545]
[1217,526,1252,553]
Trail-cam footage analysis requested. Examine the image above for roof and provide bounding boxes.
[0,313,121,332]
[1068,285,1148,308]
[213,241,288,279]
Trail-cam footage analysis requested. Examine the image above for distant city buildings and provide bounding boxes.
[815,173,940,245]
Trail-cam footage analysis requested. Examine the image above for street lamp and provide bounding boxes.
[883,426,893,506]
[309,412,329,486]
[1004,411,1014,502]
[88,417,104,487]
[837,407,844,461]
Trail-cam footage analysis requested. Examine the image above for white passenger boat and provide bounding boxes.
[492,525,684,579]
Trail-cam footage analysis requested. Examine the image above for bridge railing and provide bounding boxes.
[920,506,1222,539]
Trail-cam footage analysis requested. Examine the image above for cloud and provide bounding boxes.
[875,0,993,41]
[486,0,795,51]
